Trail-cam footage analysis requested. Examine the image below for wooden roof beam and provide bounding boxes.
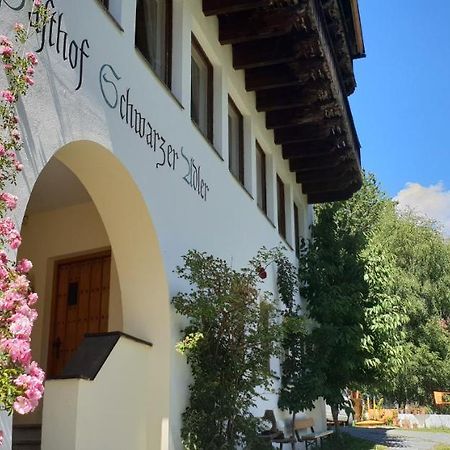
[302,177,357,195]
[267,104,342,129]
[219,5,307,45]
[245,58,325,91]
[307,183,361,204]
[295,162,354,183]
[274,121,343,145]
[202,0,271,16]
[282,136,346,158]
[289,153,348,171]
[256,84,333,111]
[233,34,318,69]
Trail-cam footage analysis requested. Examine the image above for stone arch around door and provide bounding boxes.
[22,140,172,450]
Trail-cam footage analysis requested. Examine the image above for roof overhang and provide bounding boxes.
[203,0,364,204]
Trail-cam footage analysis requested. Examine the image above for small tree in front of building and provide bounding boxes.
[173,250,279,450]
[274,251,325,433]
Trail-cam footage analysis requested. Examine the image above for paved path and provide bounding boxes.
[343,426,450,449]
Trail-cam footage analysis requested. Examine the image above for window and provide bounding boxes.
[277,175,286,239]
[294,203,300,257]
[135,0,172,85]
[191,36,213,141]
[256,142,267,214]
[228,98,244,184]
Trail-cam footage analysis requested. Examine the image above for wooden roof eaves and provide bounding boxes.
[310,0,362,180]
[349,0,365,58]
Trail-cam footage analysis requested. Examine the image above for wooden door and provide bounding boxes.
[48,251,111,377]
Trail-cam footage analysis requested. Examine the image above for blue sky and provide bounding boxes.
[349,1,450,233]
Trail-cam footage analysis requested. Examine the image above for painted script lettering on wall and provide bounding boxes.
[99,64,210,201]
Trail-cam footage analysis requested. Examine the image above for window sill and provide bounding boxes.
[230,171,253,200]
[135,47,184,111]
[191,120,223,161]
[279,235,294,252]
[96,1,124,32]
[257,205,276,229]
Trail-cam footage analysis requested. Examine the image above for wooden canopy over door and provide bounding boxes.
[48,251,111,377]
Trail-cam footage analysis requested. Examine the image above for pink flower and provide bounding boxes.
[0,430,3,446]
[0,192,18,210]
[0,250,8,264]
[1,90,15,103]
[12,275,29,294]
[26,385,43,404]
[26,52,38,66]
[17,259,33,274]
[0,144,5,156]
[25,75,34,86]
[9,229,22,249]
[13,396,33,414]
[34,0,42,5]
[0,45,13,57]
[15,161,24,172]
[27,292,38,305]
[0,264,8,280]
[4,63,13,70]
[0,338,31,365]
[0,290,24,311]
[27,361,45,383]
[11,128,21,141]
[14,23,25,32]
[9,313,32,338]
[26,66,35,75]
[0,217,15,236]
[17,304,38,322]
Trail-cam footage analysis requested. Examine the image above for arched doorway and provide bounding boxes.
[17,141,172,450]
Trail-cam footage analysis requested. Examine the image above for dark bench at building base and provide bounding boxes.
[273,418,334,449]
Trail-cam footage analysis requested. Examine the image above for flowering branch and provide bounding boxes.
[0,1,52,445]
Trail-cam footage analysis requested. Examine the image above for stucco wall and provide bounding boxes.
[42,337,160,450]
[1,0,315,447]
[16,201,122,425]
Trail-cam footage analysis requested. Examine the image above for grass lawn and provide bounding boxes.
[321,433,387,450]
[433,445,450,450]
[409,427,450,434]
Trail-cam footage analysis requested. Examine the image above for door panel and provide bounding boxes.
[48,251,111,377]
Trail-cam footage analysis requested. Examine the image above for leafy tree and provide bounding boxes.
[299,174,408,428]
[172,250,279,450]
[375,210,450,406]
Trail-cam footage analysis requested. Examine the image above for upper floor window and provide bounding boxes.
[256,142,267,214]
[294,203,300,257]
[277,175,286,240]
[191,36,213,142]
[135,0,172,86]
[228,98,244,185]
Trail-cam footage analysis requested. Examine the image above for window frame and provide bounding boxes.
[228,96,244,185]
[277,175,286,240]
[191,35,214,143]
[256,141,267,215]
[294,203,300,258]
[98,0,109,9]
[134,0,173,88]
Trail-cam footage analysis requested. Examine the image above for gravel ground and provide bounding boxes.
[343,426,450,449]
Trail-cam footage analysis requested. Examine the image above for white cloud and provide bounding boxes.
[395,182,450,236]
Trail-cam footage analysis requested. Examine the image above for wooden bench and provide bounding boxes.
[273,418,334,449]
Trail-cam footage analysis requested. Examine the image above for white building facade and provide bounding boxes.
[1,0,364,448]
